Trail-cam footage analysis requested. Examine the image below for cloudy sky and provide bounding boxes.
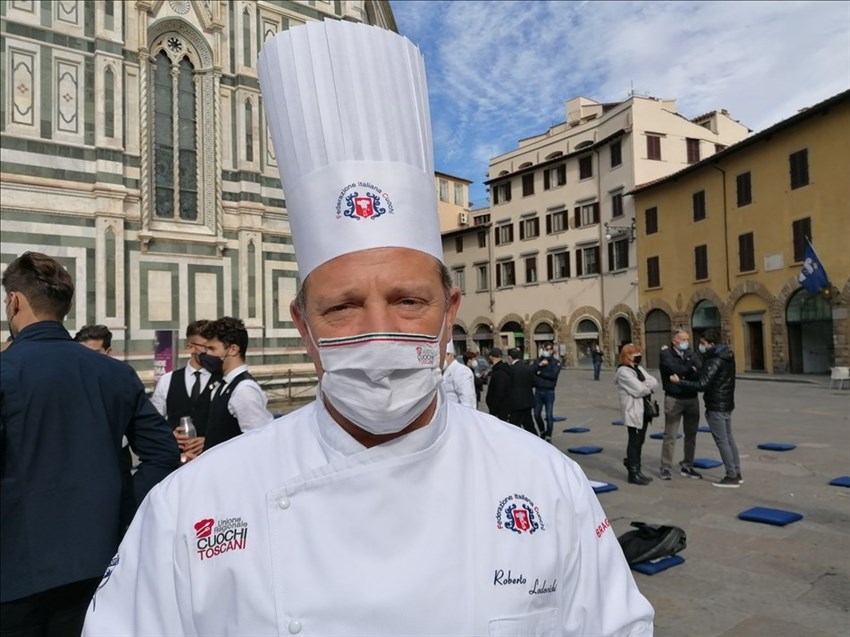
[391,0,850,208]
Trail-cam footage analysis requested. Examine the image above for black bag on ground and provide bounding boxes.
[617,522,687,565]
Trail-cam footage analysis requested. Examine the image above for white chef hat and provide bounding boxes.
[258,20,443,279]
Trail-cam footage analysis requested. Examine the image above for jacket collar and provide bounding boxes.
[9,320,71,344]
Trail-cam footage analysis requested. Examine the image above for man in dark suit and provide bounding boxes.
[0,252,180,636]
[484,348,512,422]
[506,348,537,435]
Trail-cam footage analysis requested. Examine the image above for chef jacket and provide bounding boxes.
[84,389,654,636]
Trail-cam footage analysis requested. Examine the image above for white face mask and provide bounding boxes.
[311,327,445,435]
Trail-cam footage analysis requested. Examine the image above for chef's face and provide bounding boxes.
[291,247,460,378]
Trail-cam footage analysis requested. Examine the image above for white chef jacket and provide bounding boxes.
[443,358,477,408]
[84,389,654,636]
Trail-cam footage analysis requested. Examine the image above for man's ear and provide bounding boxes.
[290,300,318,362]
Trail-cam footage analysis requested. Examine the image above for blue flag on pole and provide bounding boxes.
[798,243,829,293]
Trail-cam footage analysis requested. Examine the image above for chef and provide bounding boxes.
[84,20,654,636]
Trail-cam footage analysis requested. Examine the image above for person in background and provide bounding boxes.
[82,21,653,636]
[658,330,703,481]
[151,320,218,462]
[462,349,484,404]
[484,347,511,421]
[615,343,658,485]
[1,252,179,637]
[442,341,477,408]
[671,328,741,488]
[506,348,537,435]
[533,341,561,442]
[591,342,603,381]
[199,316,274,453]
[74,324,113,355]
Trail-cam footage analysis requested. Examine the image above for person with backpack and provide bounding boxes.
[615,344,658,485]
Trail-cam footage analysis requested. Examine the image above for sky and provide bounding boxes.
[390,0,850,209]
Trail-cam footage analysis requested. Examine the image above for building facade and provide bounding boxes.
[445,95,748,364]
[435,170,471,232]
[632,89,850,372]
[0,0,395,382]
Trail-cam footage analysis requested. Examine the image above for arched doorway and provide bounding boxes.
[452,325,468,355]
[786,289,834,373]
[574,318,599,367]
[613,316,632,355]
[733,294,770,372]
[692,300,721,342]
[499,321,524,353]
[473,324,494,356]
[533,322,555,359]
[644,309,671,369]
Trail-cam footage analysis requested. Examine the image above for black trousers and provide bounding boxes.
[509,409,538,435]
[0,577,100,637]
[626,420,651,468]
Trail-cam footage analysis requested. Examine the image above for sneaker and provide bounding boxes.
[737,473,744,484]
[680,465,703,479]
[659,469,672,481]
[713,476,741,488]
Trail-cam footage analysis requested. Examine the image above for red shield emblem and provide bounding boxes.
[354,196,374,218]
[511,508,531,532]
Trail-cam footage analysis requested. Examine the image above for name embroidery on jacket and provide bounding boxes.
[194,516,249,561]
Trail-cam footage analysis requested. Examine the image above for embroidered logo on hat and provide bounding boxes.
[337,182,393,220]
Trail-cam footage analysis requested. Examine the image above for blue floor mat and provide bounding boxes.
[693,458,723,469]
[553,416,567,422]
[828,476,850,487]
[650,432,682,440]
[590,481,619,494]
[738,507,803,526]
[563,427,590,433]
[568,446,603,455]
[631,555,685,575]
[698,426,711,433]
[757,443,797,451]
[611,420,625,426]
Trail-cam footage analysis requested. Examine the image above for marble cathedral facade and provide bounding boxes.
[0,0,396,381]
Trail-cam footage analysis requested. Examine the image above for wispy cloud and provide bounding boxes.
[393,0,850,206]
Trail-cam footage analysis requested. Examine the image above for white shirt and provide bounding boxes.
[442,358,477,408]
[150,362,213,418]
[216,363,274,432]
[84,390,654,636]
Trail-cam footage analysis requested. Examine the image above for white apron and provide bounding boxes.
[84,391,653,636]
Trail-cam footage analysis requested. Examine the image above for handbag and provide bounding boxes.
[643,395,660,419]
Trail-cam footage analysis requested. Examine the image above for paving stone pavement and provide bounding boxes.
[518,367,850,637]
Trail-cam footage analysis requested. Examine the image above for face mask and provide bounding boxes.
[633,355,643,365]
[199,352,225,375]
[541,350,551,358]
[312,328,444,436]
[470,360,479,369]
[698,344,707,354]
[678,341,689,351]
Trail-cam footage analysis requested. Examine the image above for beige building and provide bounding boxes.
[0,0,395,386]
[444,95,749,365]
[435,170,472,232]
[632,89,850,373]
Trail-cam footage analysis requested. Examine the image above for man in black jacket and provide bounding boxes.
[485,348,511,422]
[533,342,561,442]
[506,348,537,435]
[670,328,741,488]
[0,252,179,635]
[658,331,703,481]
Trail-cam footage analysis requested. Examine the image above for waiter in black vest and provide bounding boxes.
[199,316,274,452]
[151,320,218,461]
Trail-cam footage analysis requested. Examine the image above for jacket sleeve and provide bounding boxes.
[557,460,655,635]
[639,366,659,392]
[536,359,561,382]
[124,373,180,507]
[678,358,719,393]
[83,483,192,636]
[456,365,478,409]
[615,367,653,398]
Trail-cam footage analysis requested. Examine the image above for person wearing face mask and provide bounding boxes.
[462,349,484,404]
[441,341,477,409]
[150,320,219,461]
[197,316,273,453]
[671,328,741,488]
[532,341,562,442]
[1,252,179,637]
[83,21,654,637]
[615,344,659,485]
[657,330,703,480]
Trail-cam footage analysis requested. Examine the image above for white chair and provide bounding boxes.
[830,367,850,390]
